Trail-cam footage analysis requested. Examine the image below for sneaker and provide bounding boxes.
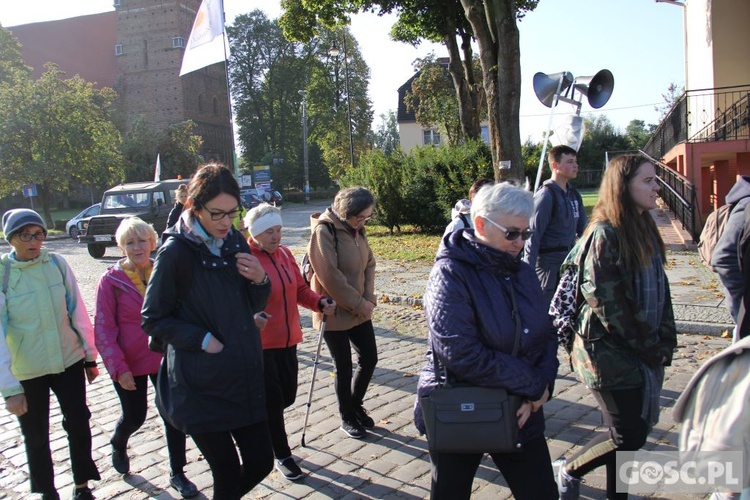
[71,486,94,500]
[353,405,375,428]
[555,458,581,500]
[111,445,129,474]
[340,418,366,439]
[275,457,305,481]
[169,472,199,498]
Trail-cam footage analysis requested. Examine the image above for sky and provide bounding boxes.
[0,0,685,142]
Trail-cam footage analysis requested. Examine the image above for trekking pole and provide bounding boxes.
[301,302,331,447]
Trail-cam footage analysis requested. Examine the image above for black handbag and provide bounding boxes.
[420,281,523,454]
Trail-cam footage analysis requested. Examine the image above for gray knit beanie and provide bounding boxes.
[2,209,47,242]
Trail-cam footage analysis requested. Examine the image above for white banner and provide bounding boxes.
[179,0,225,76]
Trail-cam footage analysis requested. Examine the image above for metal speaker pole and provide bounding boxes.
[573,69,615,109]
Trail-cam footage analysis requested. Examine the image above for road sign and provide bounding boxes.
[22,184,37,198]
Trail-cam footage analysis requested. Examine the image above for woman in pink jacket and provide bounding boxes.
[94,217,197,498]
[245,204,336,482]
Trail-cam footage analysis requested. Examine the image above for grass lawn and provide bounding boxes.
[368,188,600,263]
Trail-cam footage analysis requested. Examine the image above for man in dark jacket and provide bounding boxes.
[712,175,750,330]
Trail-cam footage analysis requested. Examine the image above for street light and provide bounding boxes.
[329,37,355,169]
[299,90,309,203]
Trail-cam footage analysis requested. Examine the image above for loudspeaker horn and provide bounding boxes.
[573,69,614,109]
[533,71,574,108]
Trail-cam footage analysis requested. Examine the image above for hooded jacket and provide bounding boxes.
[414,229,559,444]
[141,217,270,434]
[443,199,472,236]
[307,208,376,331]
[711,175,750,320]
[94,261,163,381]
[249,242,322,349]
[0,249,97,397]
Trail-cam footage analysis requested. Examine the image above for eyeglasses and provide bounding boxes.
[482,217,533,241]
[204,206,241,221]
[354,212,374,222]
[17,231,46,242]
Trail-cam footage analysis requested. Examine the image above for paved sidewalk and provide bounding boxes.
[0,205,736,499]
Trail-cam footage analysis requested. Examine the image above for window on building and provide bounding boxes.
[212,97,218,116]
[114,44,124,56]
[480,125,489,144]
[423,129,441,146]
[172,36,185,49]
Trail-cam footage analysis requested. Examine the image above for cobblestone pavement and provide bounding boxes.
[0,204,736,499]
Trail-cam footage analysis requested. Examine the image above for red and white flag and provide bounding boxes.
[179,0,225,76]
[154,153,161,182]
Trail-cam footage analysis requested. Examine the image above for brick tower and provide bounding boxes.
[114,0,233,169]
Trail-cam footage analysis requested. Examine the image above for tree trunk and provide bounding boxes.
[442,21,481,141]
[460,0,523,183]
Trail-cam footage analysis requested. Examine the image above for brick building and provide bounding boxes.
[8,0,233,170]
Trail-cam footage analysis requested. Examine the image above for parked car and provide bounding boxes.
[240,189,264,209]
[78,179,184,258]
[65,203,101,238]
[240,188,283,207]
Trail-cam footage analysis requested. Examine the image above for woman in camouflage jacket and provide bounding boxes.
[555,155,677,500]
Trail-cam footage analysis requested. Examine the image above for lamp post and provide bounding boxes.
[299,90,309,203]
[329,36,355,169]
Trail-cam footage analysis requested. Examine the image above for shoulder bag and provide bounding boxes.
[420,281,523,454]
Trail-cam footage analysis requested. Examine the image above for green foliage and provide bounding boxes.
[373,111,400,157]
[121,118,203,182]
[577,115,632,175]
[0,63,123,225]
[228,12,372,187]
[624,119,651,150]
[0,27,30,85]
[342,140,492,233]
[522,137,544,185]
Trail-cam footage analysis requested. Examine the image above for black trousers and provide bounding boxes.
[429,435,558,500]
[18,360,100,495]
[190,420,273,500]
[111,373,188,473]
[263,346,298,460]
[566,387,650,500]
[323,320,378,420]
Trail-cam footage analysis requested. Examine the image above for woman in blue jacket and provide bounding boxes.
[415,182,559,500]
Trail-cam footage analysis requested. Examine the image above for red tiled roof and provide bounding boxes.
[8,12,117,88]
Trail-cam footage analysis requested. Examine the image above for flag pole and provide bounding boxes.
[219,0,239,179]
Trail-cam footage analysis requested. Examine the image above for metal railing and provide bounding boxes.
[644,84,750,159]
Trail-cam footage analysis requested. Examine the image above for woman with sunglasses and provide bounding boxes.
[142,163,273,499]
[415,183,559,500]
[0,209,100,500]
[306,186,378,439]
[553,155,676,500]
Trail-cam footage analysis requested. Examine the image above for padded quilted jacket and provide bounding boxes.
[414,229,559,444]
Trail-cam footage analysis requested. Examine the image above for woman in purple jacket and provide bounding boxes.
[94,217,197,498]
[415,182,559,500]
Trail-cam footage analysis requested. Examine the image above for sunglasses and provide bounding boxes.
[204,206,242,221]
[482,217,533,241]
